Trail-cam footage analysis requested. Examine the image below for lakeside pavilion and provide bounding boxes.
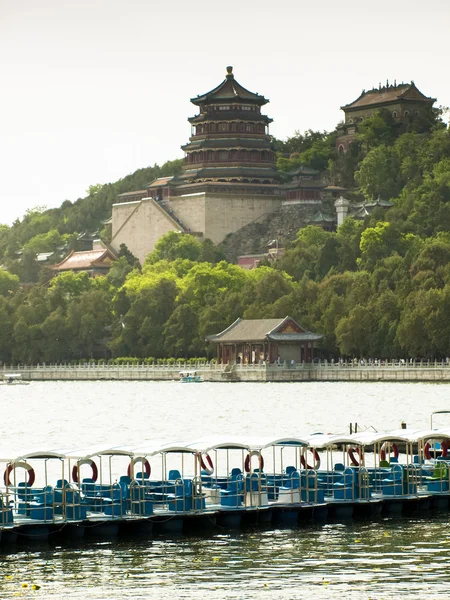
[206,316,323,364]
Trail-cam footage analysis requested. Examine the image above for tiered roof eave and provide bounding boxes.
[190,66,269,106]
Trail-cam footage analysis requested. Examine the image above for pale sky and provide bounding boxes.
[1,0,449,225]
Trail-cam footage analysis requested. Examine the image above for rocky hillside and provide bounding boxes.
[220,201,336,262]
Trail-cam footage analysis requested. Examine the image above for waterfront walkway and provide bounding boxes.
[3,360,450,382]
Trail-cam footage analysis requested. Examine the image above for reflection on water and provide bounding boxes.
[1,517,450,599]
[1,381,450,598]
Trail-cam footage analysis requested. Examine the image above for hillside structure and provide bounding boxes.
[110,67,283,263]
[52,241,116,277]
[207,316,323,364]
[109,72,434,264]
[336,81,436,153]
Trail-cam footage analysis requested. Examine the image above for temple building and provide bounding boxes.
[109,71,434,263]
[336,81,436,153]
[178,66,279,187]
[207,316,323,364]
[281,166,325,205]
[110,67,283,263]
[52,241,116,277]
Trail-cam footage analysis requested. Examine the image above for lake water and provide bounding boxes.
[1,381,450,599]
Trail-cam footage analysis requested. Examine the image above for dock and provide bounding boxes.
[4,360,450,382]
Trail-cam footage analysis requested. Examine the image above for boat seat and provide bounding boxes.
[54,480,71,505]
[134,472,150,482]
[283,470,300,489]
[333,481,353,500]
[32,485,54,506]
[81,478,96,496]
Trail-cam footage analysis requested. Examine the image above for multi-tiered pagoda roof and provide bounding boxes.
[179,66,280,188]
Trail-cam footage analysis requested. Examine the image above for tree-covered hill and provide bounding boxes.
[0,107,449,363]
[0,159,184,280]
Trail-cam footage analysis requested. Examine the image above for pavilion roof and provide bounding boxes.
[147,176,177,189]
[306,210,336,224]
[206,316,323,343]
[285,166,320,177]
[191,66,268,106]
[341,82,436,111]
[52,248,116,272]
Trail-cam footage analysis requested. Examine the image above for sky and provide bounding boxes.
[1,0,449,225]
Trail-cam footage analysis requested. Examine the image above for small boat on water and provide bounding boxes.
[179,370,203,383]
[0,374,29,385]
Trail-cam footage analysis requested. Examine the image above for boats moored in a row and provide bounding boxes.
[1,427,450,543]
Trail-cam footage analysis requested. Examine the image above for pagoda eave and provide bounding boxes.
[181,138,274,152]
[190,95,268,107]
[188,113,272,124]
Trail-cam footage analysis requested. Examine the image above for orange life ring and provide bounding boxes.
[197,452,214,475]
[424,440,448,460]
[300,449,321,470]
[348,447,362,466]
[244,451,264,473]
[127,456,151,479]
[72,459,98,483]
[380,442,399,463]
[4,461,35,487]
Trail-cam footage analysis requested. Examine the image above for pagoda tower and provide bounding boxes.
[179,66,280,188]
[110,66,284,263]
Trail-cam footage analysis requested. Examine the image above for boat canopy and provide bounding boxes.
[306,434,363,449]
[385,428,450,443]
[188,436,251,452]
[13,449,69,461]
[248,436,309,450]
[349,431,411,445]
[130,441,200,456]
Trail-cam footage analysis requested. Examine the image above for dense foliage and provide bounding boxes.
[1,110,450,363]
[0,159,184,282]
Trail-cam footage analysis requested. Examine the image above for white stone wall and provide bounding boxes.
[170,193,206,234]
[110,192,282,260]
[111,199,178,264]
[204,194,282,244]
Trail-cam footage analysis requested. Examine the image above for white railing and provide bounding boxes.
[2,359,450,372]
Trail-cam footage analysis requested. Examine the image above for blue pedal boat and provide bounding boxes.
[403,428,450,510]
[1,448,77,541]
[348,431,428,515]
[250,436,325,525]
[119,440,215,533]
[186,437,256,527]
[305,433,376,519]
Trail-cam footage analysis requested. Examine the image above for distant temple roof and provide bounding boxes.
[306,210,336,224]
[206,316,323,343]
[116,190,148,199]
[191,66,268,106]
[341,82,436,111]
[350,196,394,220]
[147,176,178,189]
[52,248,116,273]
[285,166,320,177]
